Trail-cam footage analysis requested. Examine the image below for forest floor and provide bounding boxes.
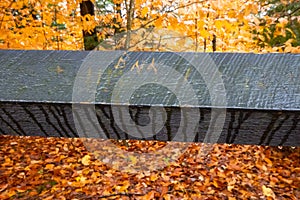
[0,135,299,199]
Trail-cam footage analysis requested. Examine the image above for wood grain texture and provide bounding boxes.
[0,102,299,146]
[0,50,299,146]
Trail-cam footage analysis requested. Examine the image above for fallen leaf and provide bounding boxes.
[44,195,54,200]
[150,173,158,181]
[144,190,155,199]
[264,157,273,166]
[0,135,299,199]
[45,164,55,170]
[227,185,234,192]
[262,185,276,199]
[0,184,8,192]
[56,66,64,74]
[3,157,13,167]
[115,181,130,192]
[160,186,169,197]
[128,155,137,164]
[81,155,91,166]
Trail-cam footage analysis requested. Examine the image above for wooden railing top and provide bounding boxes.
[0,50,299,146]
[0,50,299,111]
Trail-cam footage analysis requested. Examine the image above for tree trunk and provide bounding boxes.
[212,34,216,52]
[125,0,135,50]
[80,0,98,50]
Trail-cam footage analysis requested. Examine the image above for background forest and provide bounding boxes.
[0,0,299,52]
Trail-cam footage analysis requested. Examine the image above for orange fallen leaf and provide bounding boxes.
[45,164,55,170]
[91,171,100,179]
[160,186,169,197]
[280,177,293,184]
[0,184,8,192]
[16,189,27,193]
[43,195,54,200]
[264,157,272,166]
[70,181,86,187]
[3,157,13,167]
[2,189,16,198]
[150,174,158,181]
[144,190,156,199]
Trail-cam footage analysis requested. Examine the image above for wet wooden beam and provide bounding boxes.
[0,50,299,146]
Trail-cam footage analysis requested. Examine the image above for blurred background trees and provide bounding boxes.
[254,0,300,52]
[0,0,299,52]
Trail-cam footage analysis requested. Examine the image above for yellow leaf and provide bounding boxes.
[286,28,296,38]
[7,189,16,197]
[56,66,64,74]
[227,185,234,192]
[258,35,265,41]
[215,20,223,29]
[200,29,209,38]
[115,181,130,192]
[128,155,137,164]
[262,185,276,199]
[75,176,81,181]
[81,155,91,166]
[16,189,26,193]
[141,7,149,17]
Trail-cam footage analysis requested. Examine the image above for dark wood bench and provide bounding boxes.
[0,50,299,146]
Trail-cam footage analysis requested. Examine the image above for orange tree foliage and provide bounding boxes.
[116,0,299,53]
[163,0,260,52]
[0,0,85,50]
[0,0,299,52]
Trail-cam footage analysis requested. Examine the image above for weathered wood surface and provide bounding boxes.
[0,50,299,146]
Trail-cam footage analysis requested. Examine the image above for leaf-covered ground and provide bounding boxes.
[0,135,299,199]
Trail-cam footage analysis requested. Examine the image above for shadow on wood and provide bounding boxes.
[0,50,299,146]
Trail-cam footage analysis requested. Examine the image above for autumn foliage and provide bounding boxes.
[0,0,299,52]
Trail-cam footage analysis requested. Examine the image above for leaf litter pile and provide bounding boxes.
[0,135,299,199]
